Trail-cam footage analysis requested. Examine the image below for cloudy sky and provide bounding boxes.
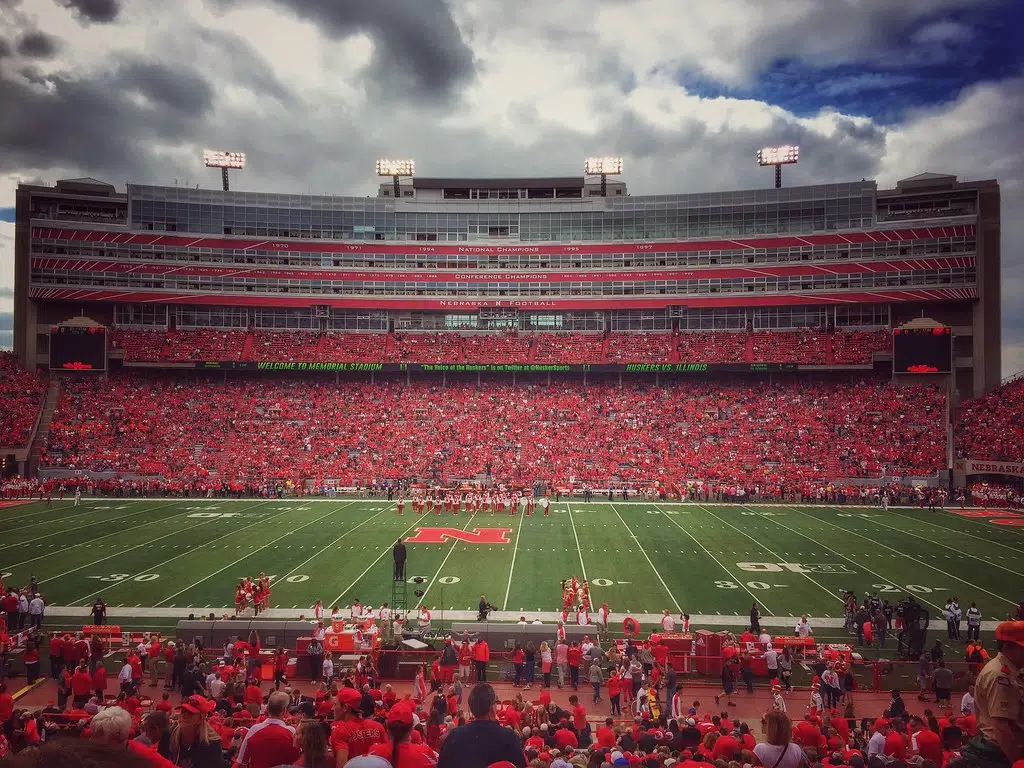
[0,0,1021,373]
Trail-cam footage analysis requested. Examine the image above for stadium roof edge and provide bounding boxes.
[412,177,586,190]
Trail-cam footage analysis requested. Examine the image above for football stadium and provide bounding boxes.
[2,158,1023,764]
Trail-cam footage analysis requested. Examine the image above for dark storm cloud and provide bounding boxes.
[0,57,214,177]
[16,31,60,58]
[0,38,11,59]
[54,0,120,24]
[219,0,475,102]
[191,27,296,105]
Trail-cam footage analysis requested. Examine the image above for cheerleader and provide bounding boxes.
[234,584,246,616]
[397,494,405,516]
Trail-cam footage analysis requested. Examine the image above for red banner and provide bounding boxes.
[29,286,978,309]
[32,225,974,257]
[30,256,975,284]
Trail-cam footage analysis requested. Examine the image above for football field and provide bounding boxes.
[1,499,1021,626]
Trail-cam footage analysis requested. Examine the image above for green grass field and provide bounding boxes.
[1,499,1021,626]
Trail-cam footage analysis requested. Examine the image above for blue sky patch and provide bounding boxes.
[676,4,1023,123]
[0,208,14,223]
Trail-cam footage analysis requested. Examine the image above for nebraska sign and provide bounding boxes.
[405,527,512,545]
[956,459,1024,477]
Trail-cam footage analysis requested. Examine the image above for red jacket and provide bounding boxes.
[472,642,489,662]
[71,670,93,697]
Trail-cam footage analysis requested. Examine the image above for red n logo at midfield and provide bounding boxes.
[405,527,513,545]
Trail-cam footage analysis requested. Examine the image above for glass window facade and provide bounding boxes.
[126,181,877,242]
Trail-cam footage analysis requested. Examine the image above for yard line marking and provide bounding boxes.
[655,503,774,615]
[327,518,422,609]
[0,501,127,529]
[610,504,681,613]
[59,500,279,604]
[786,506,1018,608]
[814,509,1024,578]
[153,506,344,607]
[886,507,1024,554]
[706,505,844,607]
[273,502,378,582]
[501,508,527,611]
[565,503,589,583]
[759,507,947,613]
[0,500,180,553]
[2,500,186,572]
[417,515,479,609]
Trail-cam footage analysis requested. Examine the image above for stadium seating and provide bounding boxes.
[41,375,946,486]
[0,352,45,447]
[954,376,1024,461]
[388,333,463,363]
[107,328,891,366]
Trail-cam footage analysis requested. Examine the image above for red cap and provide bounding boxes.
[179,695,215,715]
[874,718,889,729]
[387,704,414,726]
[337,688,361,710]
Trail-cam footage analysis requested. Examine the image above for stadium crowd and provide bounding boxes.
[954,377,1024,463]
[0,613,1021,768]
[0,353,45,448]
[108,328,891,366]
[38,376,947,488]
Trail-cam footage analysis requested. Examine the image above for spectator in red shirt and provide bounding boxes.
[330,687,387,763]
[567,643,582,690]
[596,717,617,748]
[236,691,299,768]
[370,702,437,768]
[71,663,93,708]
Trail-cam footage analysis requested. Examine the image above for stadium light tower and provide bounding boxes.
[757,145,799,189]
[584,156,623,197]
[376,159,415,199]
[203,149,246,191]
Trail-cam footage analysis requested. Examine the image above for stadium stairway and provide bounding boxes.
[240,332,256,360]
[27,378,61,475]
[742,333,755,362]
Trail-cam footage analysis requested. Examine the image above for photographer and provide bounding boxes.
[477,595,496,621]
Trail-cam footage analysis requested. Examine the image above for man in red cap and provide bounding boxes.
[331,687,387,765]
[963,620,1024,765]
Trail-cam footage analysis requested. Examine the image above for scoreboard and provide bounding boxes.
[892,326,952,374]
[49,325,107,371]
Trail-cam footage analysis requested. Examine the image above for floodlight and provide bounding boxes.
[756,145,799,188]
[376,159,416,177]
[584,157,624,176]
[203,149,246,191]
[203,150,247,169]
[756,145,799,166]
